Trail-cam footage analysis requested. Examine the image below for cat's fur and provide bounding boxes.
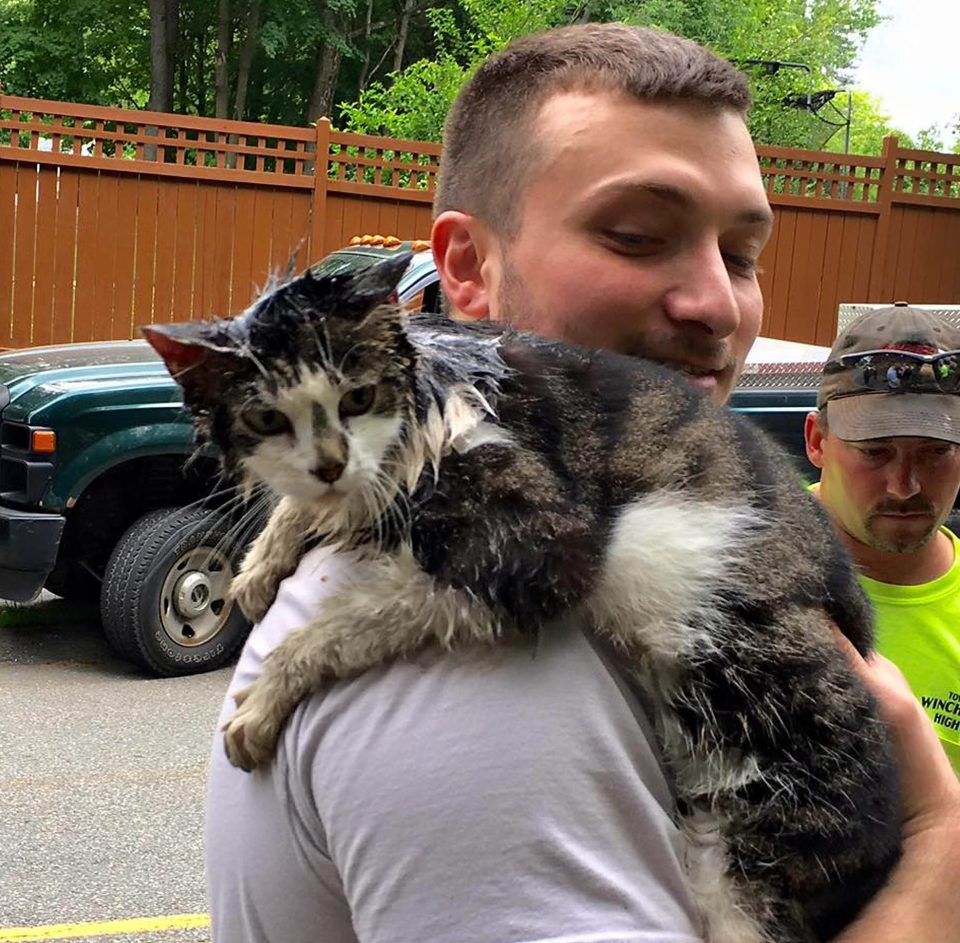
[145,254,901,943]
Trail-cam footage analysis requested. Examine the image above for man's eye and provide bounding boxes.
[723,253,759,275]
[604,231,660,251]
[339,385,377,418]
[241,407,291,436]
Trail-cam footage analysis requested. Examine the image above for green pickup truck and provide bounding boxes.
[0,243,821,676]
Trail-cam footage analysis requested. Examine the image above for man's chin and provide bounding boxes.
[865,517,939,554]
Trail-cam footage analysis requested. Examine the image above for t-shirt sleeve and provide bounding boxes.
[282,608,705,943]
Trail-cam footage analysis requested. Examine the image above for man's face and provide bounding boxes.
[482,91,773,404]
[807,421,960,553]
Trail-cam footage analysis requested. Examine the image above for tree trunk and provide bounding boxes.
[147,0,179,112]
[232,1,261,121]
[308,43,343,122]
[178,51,188,112]
[307,1,343,122]
[214,0,231,119]
[392,0,415,73]
[356,0,374,94]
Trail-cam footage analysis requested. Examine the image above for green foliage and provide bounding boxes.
[614,0,884,150]
[339,0,576,141]
[0,0,150,107]
[911,118,960,156]
[339,55,469,141]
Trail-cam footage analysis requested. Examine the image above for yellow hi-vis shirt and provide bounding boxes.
[858,528,960,776]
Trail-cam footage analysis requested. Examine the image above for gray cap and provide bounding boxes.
[818,303,960,444]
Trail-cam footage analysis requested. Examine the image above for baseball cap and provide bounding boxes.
[817,302,960,444]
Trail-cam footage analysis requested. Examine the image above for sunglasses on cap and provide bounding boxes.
[838,348,960,394]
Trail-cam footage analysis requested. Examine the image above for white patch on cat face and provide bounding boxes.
[240,367,403,504]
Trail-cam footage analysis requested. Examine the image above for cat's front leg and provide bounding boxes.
[223,547,506,770]
[231,496,318,623]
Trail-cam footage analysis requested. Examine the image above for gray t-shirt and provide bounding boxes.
[206,546,704,943]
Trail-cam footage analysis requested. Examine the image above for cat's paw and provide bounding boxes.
[230,568,278,623]
[222,683,284,771]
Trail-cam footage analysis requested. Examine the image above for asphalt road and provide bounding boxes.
[0,599,234,943]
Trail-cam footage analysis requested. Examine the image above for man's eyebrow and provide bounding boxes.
[596,179,775,227]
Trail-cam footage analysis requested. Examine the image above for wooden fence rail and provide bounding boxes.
[1,95,958,349]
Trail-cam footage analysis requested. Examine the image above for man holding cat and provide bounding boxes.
[805,304,960,775]
[206,23,960,943]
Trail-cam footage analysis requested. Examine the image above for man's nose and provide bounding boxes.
[663,243,740,338]
[887,458,920,500]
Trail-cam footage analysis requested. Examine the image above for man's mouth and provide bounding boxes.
[658,361,724,393]
[617,341,730,397]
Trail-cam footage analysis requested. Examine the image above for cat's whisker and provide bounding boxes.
[200,486,273,573]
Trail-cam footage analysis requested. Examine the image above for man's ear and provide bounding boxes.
[804,410,826,469]
[431,211,497,321]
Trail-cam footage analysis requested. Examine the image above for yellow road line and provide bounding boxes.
[0,914,210,941]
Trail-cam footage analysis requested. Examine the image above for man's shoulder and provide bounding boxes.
[278,616,674,812]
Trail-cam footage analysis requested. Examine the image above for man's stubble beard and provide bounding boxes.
[496,251,736,385]
[863,506,941,554]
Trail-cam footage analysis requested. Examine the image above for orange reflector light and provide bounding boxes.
[346,235,431,251]
[32,429,56,453]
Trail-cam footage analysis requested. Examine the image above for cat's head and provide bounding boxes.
[144,253,419,511]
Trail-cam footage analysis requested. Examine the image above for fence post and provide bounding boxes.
[310,118,331,262]
[867,135,899,301]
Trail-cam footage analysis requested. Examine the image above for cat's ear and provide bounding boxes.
[142,321,244,399]
[329,251,413,313]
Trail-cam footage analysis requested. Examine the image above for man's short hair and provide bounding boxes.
[434,23,752,235]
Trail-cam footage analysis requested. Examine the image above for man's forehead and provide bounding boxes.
[531,90,769,205]
[534,88,733,140]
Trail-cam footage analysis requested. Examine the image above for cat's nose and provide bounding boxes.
[311,461,345,484]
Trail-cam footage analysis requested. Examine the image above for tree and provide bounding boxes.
[148,0,179,113]
[611,0,884,150]
[339,0,573,140]
[0,0,151,108]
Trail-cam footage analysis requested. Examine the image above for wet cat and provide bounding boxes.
[145,253,901,943]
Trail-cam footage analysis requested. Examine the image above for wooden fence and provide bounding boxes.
[755,140,960,344]
[1,95,959,349]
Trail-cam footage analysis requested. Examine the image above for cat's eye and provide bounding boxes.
[339,385,377,419]
[241,406,292,437]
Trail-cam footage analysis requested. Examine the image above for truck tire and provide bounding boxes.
[100,506,251,676]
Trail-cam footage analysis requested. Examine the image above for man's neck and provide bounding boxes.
[838,527,955,586]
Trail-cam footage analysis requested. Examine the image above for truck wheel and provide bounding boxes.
[100,506,252,677]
